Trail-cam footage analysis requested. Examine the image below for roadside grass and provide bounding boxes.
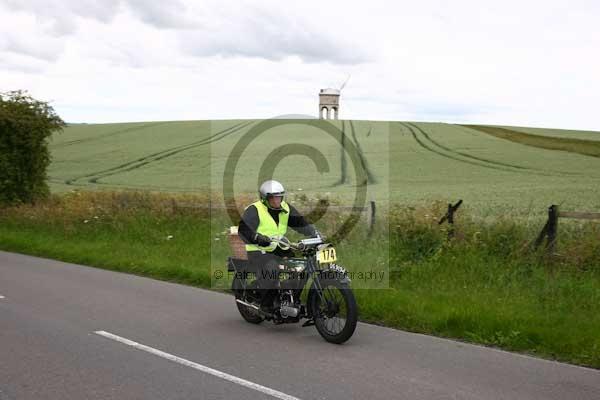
[358,252,600,367]
[464,125,600,158]
[1,191,599,368]
[0,191,213,287]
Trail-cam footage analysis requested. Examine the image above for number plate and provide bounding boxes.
[317,247,337,263]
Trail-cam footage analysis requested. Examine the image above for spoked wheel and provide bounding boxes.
[232,276,264,324]
[310,280,358,344]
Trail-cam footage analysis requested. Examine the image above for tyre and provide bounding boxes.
[309,279,358,344]
[232,276,264,324]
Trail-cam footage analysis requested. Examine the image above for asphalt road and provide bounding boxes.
[1,250,599,400]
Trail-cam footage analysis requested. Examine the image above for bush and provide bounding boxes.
[0,90,65,205]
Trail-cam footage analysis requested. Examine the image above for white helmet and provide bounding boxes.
[259,180,285,209]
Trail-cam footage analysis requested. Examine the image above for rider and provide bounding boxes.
[238,180,319,312]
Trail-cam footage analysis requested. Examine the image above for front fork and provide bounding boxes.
[305,255,330,319]
[306,257,351,319]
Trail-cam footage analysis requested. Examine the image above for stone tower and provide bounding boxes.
[318,88,340,120]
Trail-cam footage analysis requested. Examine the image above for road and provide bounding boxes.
[1,250,599,400]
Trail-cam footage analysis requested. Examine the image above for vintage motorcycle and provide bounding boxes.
[228,236,358,344]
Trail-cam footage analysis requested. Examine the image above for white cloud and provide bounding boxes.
[0,0,599,130]
[3,0,121,36]
[177,2,372,64]
[124,0,199,29]
[0,52,48,74]
[0,9,67,61]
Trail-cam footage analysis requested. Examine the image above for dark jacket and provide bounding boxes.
[238,202,316,245]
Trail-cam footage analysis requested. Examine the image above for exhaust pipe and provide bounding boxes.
[237,299,299,318]
[236,299,260,311]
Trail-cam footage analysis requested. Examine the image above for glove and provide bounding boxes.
[254,233,272,247]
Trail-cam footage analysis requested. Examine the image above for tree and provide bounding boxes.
[0,90,65,204]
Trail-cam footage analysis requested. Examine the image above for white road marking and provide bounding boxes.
[94,330,302,400]
[0,295,5,299]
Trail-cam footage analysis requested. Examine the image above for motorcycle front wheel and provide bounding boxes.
[309,279,358,344]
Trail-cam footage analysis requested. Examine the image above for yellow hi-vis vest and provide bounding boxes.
[245,200,289,252]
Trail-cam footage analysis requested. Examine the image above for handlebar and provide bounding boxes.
[269,235,324,251]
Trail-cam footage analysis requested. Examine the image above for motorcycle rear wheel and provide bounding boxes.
[232,276,264,324]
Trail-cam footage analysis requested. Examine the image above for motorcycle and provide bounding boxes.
[228,236,358,344]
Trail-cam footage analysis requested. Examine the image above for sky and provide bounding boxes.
[1,0,599,130]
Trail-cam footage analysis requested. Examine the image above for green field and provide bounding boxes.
[49,120,600,217]
[498,125,600,141]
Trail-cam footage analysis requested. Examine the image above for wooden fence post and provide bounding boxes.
[533,204,559,254]
[438,200,463,239]
[547,204,559,254]
[367,200,376,235]
[447,203,455,238]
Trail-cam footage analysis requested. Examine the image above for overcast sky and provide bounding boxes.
[1,0,599,130]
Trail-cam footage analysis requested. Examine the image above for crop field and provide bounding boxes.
[498,125,600,141]
[48,120,600,217]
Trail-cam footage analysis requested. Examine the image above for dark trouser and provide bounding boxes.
[247,248,294,306]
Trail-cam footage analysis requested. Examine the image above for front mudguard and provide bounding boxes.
[316,264,351,284]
